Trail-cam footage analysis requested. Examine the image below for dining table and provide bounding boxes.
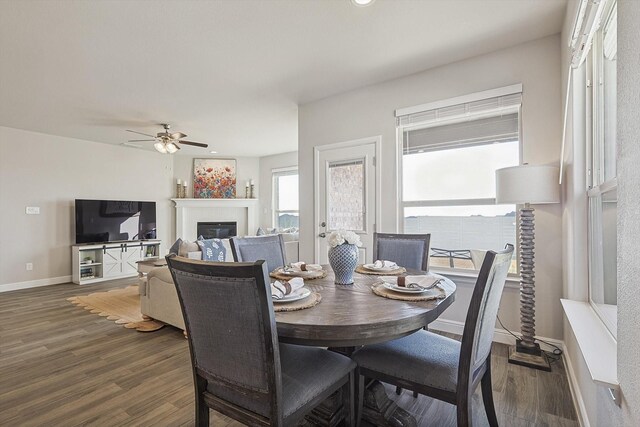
[274,265,457,427]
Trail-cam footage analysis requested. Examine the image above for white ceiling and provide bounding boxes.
[0,0,566,157]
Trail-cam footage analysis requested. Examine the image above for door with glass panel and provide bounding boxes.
[316,142,377,265]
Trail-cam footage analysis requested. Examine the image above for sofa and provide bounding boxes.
[139,234,299,330]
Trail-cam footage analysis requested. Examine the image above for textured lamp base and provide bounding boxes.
[508,341,551,372]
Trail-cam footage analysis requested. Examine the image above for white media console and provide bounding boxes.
[71,240,161,285]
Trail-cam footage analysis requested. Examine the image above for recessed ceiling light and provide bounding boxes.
[351,0,374,6]
[210,150,217,154]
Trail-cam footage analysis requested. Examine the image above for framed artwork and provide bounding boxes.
[193,158,237,199]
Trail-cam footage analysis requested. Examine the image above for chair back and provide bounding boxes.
[166,256,282,421]
[230,234,287,272]
[458,245,514,380]
[373,233,431,271]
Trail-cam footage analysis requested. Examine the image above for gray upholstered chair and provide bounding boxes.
[230,234,287,273]
[372,233,431,271]
[352,245,514,427]
[165,256,356,427]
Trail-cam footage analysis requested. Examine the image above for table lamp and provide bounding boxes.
[496,164,560,371]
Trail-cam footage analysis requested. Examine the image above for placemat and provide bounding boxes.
[355,264,407,276]
[371,282,445,302]
[273,292,322,312]
[270,268,327,281]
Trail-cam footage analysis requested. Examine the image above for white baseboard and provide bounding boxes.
[430,318,588,427]
[0,275,71,293]
[562,344,591,427]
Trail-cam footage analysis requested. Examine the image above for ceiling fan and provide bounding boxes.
[126,124,209,154]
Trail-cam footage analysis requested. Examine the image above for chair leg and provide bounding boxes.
[456,397,473,427]
[343,371,356,427]
[355,369,365,427]
[195,376,209,427]
[481,362,499,427]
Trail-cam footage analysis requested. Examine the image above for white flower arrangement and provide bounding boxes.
[328,230,363,248]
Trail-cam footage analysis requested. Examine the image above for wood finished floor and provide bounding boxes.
[0,280,578,427]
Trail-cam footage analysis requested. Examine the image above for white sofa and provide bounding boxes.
[139,235,299,330]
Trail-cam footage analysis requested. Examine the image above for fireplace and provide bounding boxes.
[197,222,237,239]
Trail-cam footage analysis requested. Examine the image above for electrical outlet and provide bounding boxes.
[26,207,40,215]
[26,263,33,271]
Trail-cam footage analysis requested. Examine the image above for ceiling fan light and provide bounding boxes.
[166,142,178,154]
[154,141,168,154]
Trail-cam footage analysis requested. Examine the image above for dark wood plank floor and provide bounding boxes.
[0,280,578,426]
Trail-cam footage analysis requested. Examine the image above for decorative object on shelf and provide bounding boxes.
[193,158,236,199]
[250,178,255,199]
[496,164,560,371]
[182,180,187,198]
[245,180,250,199]
[176,179,184,198]
[327,230,362,285]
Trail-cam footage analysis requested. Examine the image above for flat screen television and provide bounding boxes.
[75,199,157,244]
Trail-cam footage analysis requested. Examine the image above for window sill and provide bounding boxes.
[432,268,521,289]
[561,299,619,391]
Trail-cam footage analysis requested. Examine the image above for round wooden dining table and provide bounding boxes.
[275,266,456,348]
[273,266,457,427]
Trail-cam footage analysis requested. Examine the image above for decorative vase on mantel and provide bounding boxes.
[327,230,362,285]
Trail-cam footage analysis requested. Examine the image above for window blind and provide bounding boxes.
[403,112,519,154]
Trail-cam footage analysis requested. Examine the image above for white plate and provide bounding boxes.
[382,282,430,294]
[363,263,398,271]
[273,288,311,303]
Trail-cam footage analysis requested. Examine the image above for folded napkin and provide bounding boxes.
[381,275,442,289]
[373,260,398,269]
[289,262,323,272]
[271,277,305,300]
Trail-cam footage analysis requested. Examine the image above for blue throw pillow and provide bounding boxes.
[169,238,183,255]
[196,238,226,262]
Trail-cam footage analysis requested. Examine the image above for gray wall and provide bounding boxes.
[0,126,174,289]
[298,35,564,340]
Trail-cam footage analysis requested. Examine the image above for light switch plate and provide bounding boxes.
[26,207,40,215]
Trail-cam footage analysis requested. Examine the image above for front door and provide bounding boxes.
[315,139,378,265]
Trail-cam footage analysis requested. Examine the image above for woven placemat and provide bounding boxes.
[270,268,327,281]
[371,282,445,302]
[355,264,406,276]
[273,292,322,312]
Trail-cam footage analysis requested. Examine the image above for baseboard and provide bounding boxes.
[430,318,588,427]
[562,343,590,427]
[429,318,564,353]
[0,275,71,293]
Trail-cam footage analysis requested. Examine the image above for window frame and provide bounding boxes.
[397,106,523,276]
[586,0,618,338]
[272,166,299,230]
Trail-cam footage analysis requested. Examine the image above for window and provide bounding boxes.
[398,90,521,273]
[272,168,299,230]
[587,1,617,336]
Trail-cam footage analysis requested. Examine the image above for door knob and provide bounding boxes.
[318,232,327,238]
[320,221,326,227]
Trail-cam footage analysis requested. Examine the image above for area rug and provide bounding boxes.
[67,285,164,332]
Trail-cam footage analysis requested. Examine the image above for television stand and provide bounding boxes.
[71,240,161,285]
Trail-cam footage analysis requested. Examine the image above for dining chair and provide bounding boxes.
[166,255,356,427]
[352,245,514,427]
[230,234,287,273]
[372,232,431,271]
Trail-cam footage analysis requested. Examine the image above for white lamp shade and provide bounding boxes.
[496,165,560,204]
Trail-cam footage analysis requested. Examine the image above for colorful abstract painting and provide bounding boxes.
[193,158,236,199]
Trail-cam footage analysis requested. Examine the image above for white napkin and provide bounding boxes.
[381,275,442,289]
[271,277,305,300]
[373,260,398,269]
[289,262,323,272]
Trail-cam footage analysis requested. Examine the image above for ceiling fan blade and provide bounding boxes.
[179,140,209,148]
[170,132,187,140]
[127,139,155,142]
[126,129,156,138]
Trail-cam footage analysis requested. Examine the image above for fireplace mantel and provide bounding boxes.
[172,198,259,241]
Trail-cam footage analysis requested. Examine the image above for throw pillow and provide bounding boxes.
[178,240,200,257]
[197,238,226,262]
[169,238,183,255]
